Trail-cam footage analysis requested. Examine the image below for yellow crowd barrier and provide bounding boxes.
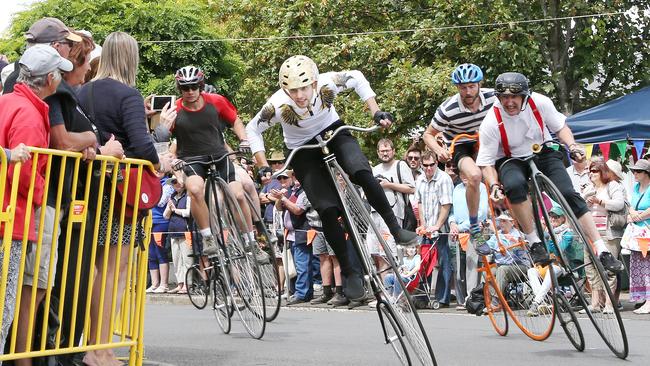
[0,147,154,365]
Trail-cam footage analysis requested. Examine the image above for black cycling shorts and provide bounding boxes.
[182,156,236,183]
[495,147,589,218]
[452,141,478,168]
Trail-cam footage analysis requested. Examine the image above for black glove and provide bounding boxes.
[373,111,394,126]
[257,166,272,181]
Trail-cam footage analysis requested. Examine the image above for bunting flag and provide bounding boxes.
[584,144,594,160]
[614,141,627,159]
[633,140,645,160]
[599,143,611,160]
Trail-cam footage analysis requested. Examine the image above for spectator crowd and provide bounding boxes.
[1,16,650,366]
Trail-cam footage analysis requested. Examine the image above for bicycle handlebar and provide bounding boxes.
[172,150,241,171]
[448,133,479,155]
[272,124,380,178]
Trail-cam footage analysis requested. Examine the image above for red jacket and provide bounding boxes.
[0,83,50,242]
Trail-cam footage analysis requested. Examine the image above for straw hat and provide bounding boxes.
[606,160,624,180]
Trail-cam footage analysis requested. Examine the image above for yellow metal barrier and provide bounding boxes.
[0,147,154,365]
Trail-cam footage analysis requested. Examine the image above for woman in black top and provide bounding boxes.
[77,31,170,366]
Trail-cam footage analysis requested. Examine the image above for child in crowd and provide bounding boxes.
[384,245,421,298]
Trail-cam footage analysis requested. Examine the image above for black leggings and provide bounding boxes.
[290,122,399,273]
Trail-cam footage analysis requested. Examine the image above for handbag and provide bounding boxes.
[608,201,629,231]
[396,160,418,231]
[114,166,162,218]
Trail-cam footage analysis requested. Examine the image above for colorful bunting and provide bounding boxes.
[614,141,627,159]
[599,143,611,160]
[584,144,594,160]
[633,140,645,160]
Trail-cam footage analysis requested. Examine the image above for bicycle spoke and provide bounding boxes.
[536,174,627,358]
[331,163,436,366]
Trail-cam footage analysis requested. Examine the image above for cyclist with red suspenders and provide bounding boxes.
[476,72,623,272]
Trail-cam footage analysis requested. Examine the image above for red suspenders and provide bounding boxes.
[494,97,544,157]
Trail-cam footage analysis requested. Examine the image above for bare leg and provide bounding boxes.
[14,287,46,366]
[158,263,169,290]
[331,256,343,286]
[458,157,482,219]
[319,254,333,287]
[508,199,535,234]
[186,176,209,230]
[228,181,253,232]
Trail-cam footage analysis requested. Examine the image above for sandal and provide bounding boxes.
[153,286,169,294]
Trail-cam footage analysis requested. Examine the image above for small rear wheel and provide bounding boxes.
[378,301,412,366]
[484,280,509,336]
[212,276,232,334]
[555,291,585,351]
[185,265,209,310]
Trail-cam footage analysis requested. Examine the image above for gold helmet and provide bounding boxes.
[278,55,319,90]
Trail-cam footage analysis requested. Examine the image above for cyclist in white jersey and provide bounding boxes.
[476,72,623,273]
[246,55,418,300]
[423,63,496,255]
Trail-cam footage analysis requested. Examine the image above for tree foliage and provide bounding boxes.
[1,0,647,156]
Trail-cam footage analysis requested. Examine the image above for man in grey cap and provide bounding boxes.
[1,17,81,94]
[0,44,72,359]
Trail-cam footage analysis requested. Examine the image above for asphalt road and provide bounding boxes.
[142,302,650,366]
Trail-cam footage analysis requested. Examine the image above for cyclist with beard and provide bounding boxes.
[422,63,496,255]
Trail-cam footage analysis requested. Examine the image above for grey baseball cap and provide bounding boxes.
[25,17,82,43]
[19,44,73,76]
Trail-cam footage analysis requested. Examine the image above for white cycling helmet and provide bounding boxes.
[175,66,205,86]
[278,55,319,90]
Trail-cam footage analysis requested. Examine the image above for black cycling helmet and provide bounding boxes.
[494,72,530,96]
[175,66,205,86]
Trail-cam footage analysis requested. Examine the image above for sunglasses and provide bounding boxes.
[495,82,525,95]
[179,84,200,92]
[407,156,420,161]
[422,163,436,168]
[589,169,600,173]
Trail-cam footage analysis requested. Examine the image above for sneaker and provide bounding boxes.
[286,296,308,306]
[471,230,491,256]
[313,283,323,293]
[538,303,552,315]
[578,305,602,314]
[145,286,158,293]
[342,272,366,301]
[599,252,624,272]
[347,299,364,309]
[527,302,540,317]
[395,229,419,246]
[153,286,168,294]
[310,293,333,305]
[456,305,466,311]
[602,306,615,315]
[202,235,219,257]
[329,293,349,307]
[529,242,552,266]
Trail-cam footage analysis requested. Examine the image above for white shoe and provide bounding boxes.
[146,286,158,293]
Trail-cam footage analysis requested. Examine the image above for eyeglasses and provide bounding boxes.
[445,163,454,168]
[422,163,436,168]
[179,84,200,92]
[495,82,525,95]
[407,156,420,161]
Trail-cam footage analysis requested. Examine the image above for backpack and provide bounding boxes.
[465,283,486,316]
[396,160,418,231]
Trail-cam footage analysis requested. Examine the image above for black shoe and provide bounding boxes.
[329,293,349,307]
[342,272,366,301]
[529,242,552,266]
[347,300,364,309]
[599,252,624,272]
[310,293,333,305]
[395,228,419,246]
[286,296,308,306]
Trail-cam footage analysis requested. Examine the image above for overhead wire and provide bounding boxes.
[139,11,625,44]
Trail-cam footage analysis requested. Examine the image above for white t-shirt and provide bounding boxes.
[476,92,567,166]
[246,70,376,153]
[372,160,414,219]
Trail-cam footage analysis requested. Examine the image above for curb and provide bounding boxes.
[142,361,177,366]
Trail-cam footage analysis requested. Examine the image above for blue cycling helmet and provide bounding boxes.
[451,63,483,84]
